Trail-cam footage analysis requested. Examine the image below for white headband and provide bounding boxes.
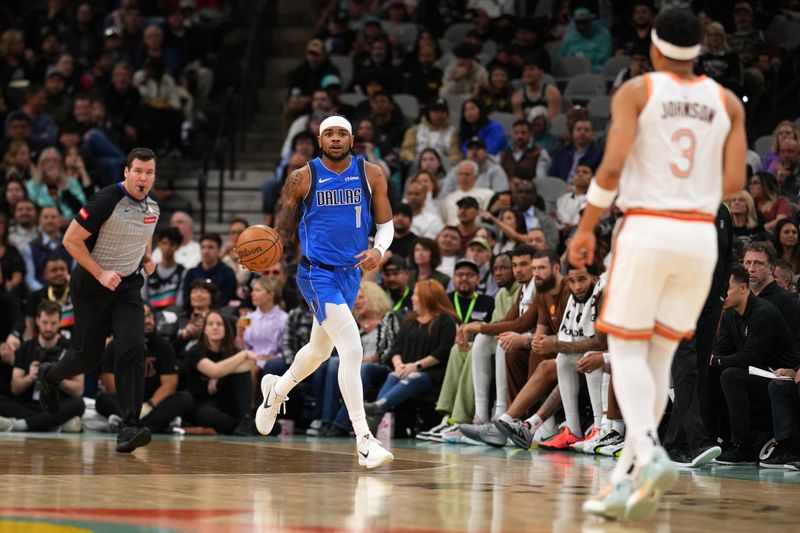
[651,28,701,61]
[319,115,352,135]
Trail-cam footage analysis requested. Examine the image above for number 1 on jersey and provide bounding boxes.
[355,205,362,228]
[670,129,696,178]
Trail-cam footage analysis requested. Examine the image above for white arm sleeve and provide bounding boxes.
[373,220,394,257]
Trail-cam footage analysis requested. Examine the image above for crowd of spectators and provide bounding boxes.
[4,1,800,472]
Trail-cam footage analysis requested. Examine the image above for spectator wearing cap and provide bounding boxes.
[439,43,488,98]
[547,118,602,183]
[457,99,506,156]
[441,162,494,226]
[465,238,499,297]
[389,203,417,259]
[284,38,339,132]
[404,179,444,239]
[613,1,654,57]
[8,86,58,148]
[441,136,508,197]
[382,255,414,313]
[512,58,561,120]
[43,66,72,130]
[280,88,333,161]
[611,42,651,95]
[499,119,550,181]
[449,258,496,324]
[402,40,443,104]
[400,97,461,168]
[317,8,357,56]
[557,7,612,74]
[454,197,483,252]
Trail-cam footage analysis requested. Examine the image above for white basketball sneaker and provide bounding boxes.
[583,479,634,519]
[357,434,395,469]
[255,374,286,436]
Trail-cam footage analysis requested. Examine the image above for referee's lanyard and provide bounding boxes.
[454,292,478,324]
[390,286,410,312]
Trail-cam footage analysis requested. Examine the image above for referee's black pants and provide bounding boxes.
[47,266,146,430]
[664,296,722,451]
[96,390,194,433]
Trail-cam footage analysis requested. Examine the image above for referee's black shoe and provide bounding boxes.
[37,362,60,414]
[116,426,152,453]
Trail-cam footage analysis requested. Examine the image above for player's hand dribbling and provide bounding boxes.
[142,253,156,276]
[354,248,382,271]
[98,270,123,291]
[568,230,596,268]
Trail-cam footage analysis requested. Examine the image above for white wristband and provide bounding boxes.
[373,220,394,258]
[586,180,618,209]
[603,352,610,365]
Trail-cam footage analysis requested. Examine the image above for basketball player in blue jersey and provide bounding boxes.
[255,115,395,468]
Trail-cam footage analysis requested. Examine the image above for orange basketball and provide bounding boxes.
[235,225,283,272]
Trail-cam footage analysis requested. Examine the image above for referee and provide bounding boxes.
[38,147,160,453]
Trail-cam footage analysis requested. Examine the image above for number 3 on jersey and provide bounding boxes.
[670,129,696,178]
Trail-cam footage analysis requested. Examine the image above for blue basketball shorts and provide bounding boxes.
[296,262,361,324]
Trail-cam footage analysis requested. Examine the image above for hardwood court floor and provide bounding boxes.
[1,433,799,532]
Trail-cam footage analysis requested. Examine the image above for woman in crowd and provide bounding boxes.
[185,310,260,435]
[749,171,791,232]
[727,189,768,250]
[773,218,800,275]
[477,64,514,114]
[528,106,559,153]
[1,140,33,183]
[241,277,289,377]
[694,22,743,95]
[416,149,447,184]
[761,121,800,174]
[0,177,27,217]
[408,237,450,289]
[220,218,254,290]
[363,280,457,417]
[25,147,87,222]
[479,208,528,253]
[405,168,442,217]
[322,281,393,436]
[63,145,95,197]
[458,98,506,155]
[173,279,219,355]
[0,211,24,294]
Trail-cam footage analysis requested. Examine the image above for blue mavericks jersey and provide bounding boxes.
[299,156,373,266]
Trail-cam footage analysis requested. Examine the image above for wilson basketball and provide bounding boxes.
[236,225,283,272]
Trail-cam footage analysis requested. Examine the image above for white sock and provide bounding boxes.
[649,334,680,424]
[498,413,514,425]
[493,344,508,416]
[275,319,334,399]
[539,416,557,436]
[321,304,371,437]
[525,413,543,431]
[471,333,495,423]
[585,366,604,430]
[609,336,659,470]
[556,353,582,435]
[602,372,610,412]
[611,419,625,435]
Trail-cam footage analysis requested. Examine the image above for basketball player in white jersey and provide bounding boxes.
[568,9,746,521]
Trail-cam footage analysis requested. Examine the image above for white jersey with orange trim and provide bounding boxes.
[615,72,731,217]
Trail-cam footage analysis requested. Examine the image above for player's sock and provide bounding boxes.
[321,304,371,437]
[523,413,543,432]
[586,365,605,429]
[608,336,659,466]
[556,353,582,436]
[649,334,679,423]
[498,413,514,425]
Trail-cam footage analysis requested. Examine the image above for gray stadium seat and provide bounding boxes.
[553,56,592,83]
[587,95,612,130]
[601,56,629,82]
[564,73,607,104]
[329,55,353,90]
[443,22,476,45]
[489,111,517,136]
[754,135,773,157]
[550,113,568,139]
[534,176,569,214]
[393,93,420,120]
[339,92,366,107]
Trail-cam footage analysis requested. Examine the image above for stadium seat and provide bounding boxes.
[393,93,420,120]
[443,22,476,45]
[489,111,517,136]
[601,56,629,83]
[587,96,612,130]
[550,113,568,139]
[534,177,569,214]
[329,55,353,90]
[754,135,772,157]
[564,73,606,105]
[339,92,366,107]
[553,56,592,84]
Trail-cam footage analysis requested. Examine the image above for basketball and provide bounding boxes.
[235,225,282,272]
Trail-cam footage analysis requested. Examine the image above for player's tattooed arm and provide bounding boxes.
[276,167,309,247]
